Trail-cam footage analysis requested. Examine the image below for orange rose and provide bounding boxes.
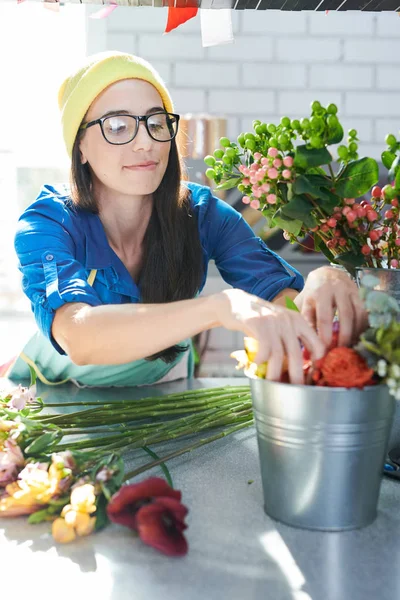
[313,347,375,388]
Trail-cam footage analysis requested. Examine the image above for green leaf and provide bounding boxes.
[376,326,386,345]
[281,195,318,229]
[215,176,241,191]
[335,157,379,198]
[272,214,303,236]
[28,365,37,388]
[293,145,332,170]
[285,297,300,312]
[28,508,53,525]
[391,349,400,363]
[24,430,62,455]
[314,189,339,214]
[292,174,338,215]
[281,194,313,219]
[293,175,325,197]
[95,494,110,532]
[308,166,329,177]
[277,181,289,203]
[336,250,366,277]
[143,446,174,489]
[388,155,400,184]
[382,150,396,170]
[359,338,382,356]
[395,165,400,192]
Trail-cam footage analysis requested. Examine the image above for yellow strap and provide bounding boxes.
[17,269,98,385]
[87,269,97,287]
[19,351,70,386]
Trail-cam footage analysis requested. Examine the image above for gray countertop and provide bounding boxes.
[1,377,400,600]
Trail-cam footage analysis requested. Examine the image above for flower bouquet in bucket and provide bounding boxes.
[231,276,399,531]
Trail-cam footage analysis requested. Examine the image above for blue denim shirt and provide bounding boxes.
[14,181,304,355]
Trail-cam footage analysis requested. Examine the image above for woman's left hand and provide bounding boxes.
[295,266,368,348]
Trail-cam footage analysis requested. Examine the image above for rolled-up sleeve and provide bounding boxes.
[199,189,304,301]
[14,196,102,354]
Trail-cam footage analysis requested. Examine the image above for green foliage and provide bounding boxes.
[334,157,379,198]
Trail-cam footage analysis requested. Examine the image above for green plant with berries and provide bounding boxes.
[203,101,400,275]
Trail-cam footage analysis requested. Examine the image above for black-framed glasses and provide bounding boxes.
[80,111,180,145]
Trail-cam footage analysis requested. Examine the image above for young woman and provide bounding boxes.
[4,51,365,388]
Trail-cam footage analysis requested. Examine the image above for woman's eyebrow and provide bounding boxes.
[101,107,166,118]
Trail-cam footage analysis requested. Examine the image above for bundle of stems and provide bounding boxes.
[28,385,254,481]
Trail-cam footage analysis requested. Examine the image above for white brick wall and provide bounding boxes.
[103,9,400,159]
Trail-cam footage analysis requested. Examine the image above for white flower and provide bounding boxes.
[377,360,387,377]
[395,388,400,401]
[390,364,400,379]
[7,384,36,411]
[386,378,397,389]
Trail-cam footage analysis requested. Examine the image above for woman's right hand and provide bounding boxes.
[213,289,326,385]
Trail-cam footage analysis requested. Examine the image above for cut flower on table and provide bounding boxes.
[0,366,253,554]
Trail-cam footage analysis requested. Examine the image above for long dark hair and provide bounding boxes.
[70,131,204,364]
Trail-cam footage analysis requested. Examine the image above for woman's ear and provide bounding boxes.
[79,137,88,165]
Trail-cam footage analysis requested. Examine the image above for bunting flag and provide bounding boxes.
[90,3,118,19]
[200,8,233,47]
[164,6,198,34]
[43,1,60,12]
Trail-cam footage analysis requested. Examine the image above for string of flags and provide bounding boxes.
[16,1,234,47]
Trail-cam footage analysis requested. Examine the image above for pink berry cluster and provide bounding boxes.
[238,148,294,211]
[310,185,400,268]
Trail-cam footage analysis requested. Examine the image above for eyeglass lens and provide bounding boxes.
[102,113,178,144]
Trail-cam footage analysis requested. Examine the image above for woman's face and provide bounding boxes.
[79,79,171,197]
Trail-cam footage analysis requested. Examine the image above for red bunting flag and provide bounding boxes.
[164,6,198,34]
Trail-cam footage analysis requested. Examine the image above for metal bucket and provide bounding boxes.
[250,378,395,531]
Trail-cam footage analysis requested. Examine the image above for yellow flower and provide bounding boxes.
[0,459,66,517]
[0,420,18,433]
[230,337,268,379]
[52,483,97,544]
[16,463,58,504]
[63,508,96,537]
[70,484,96,514]
[52,517,76,544]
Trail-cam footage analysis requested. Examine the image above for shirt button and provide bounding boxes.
[45,254,54,261]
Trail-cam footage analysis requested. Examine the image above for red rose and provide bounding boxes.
[107,477,188,556]
[313,347,375,388]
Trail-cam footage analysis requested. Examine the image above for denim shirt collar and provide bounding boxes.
[81,210,141,300]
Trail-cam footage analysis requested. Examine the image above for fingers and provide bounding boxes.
[350,293,369,344]
[301,296,317,331]
[266,340,285,382]
[282,332,304,385]
[315,295,335,348]
[335,293,354,346]
[298,319,326,361]
[262,314,325,385]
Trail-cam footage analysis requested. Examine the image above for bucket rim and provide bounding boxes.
[247,375,386,394]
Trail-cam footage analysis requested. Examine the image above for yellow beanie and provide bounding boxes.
[58,51,174,158]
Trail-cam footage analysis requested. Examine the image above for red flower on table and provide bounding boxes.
[107,477,188,556]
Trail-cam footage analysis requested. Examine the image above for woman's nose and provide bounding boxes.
[131,121,153,151]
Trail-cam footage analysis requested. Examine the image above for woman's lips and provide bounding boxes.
[124,162,158,171]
